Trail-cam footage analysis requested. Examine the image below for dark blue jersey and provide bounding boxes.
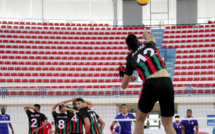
[182,119,198,134]
[114,113,135,134]
[114,126,119,133]
[173,122,182,134]
[0,114,10,134]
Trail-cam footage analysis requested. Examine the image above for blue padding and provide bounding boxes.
[151,29,177,80]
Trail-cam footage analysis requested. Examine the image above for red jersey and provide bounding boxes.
[119,66,125,71]
[43,123,52,134]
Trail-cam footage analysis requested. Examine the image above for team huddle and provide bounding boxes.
[24,98,105,134]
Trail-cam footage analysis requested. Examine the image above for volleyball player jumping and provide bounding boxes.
[121,31,175,134]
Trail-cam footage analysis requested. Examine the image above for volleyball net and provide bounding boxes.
[0,81,215,134]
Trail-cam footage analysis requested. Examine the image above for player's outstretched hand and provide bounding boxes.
[142,29,149,40]
[130,75,137,82]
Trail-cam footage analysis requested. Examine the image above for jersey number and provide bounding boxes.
[31,118,37,128]
[58,120,65,129]
[137,48,155,63]
[91,113,98,122]
[72,115,78,122]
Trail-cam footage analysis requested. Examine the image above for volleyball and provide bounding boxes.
[137,0,150,6]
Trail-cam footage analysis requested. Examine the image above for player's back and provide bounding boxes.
[126,41,167,82]
[79,108,102,134]
[0,114,10,134]
[52,111,73,134]
[68,110,84,134]
[26,110,46,134]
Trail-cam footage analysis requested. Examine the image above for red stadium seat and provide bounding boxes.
[98,91,104,95]
[91,91,97,95]
[48,91,54,95]
[205,90,211,94]
[133,91,139,95]
[84,91,91,96]
[68,91,76,95]
[56,91,62,95]
[10,91,17,95]
[26,91,32,95]
[120,91,125,95]
[18,91,25,95]
[62,91,69,95]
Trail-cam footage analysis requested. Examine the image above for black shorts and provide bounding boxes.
[119,71,124,77]
[138,77,174,117]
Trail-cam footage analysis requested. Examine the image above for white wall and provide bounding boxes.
[198,0,215,19]
[0,0,114,21]
[0,0,215,23]
[142,0,176,20]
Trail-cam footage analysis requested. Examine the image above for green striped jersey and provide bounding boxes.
[125,41,166,82]
[52,111,74,134]
[26,110,46,134]
[79,108,103,134]
[68,111,84,134]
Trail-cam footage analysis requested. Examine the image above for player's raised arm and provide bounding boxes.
[23,105,34,112]
[51,102,61,112]
[143,30,156,43]
[84,99,94,109]
[60,97,78,104]
[65,107,76,114]
[97,117,105,131]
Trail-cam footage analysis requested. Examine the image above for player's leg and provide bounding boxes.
[134,109,148,134]
[119,71,123,78]
[158,77,175,134]
[122,71,124,78]
[161,116,176,134]
[135,81,158,134]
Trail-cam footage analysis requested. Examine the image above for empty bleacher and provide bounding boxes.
[0,20,215,95]
[163,25,215,93]
[0,21,151,95]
